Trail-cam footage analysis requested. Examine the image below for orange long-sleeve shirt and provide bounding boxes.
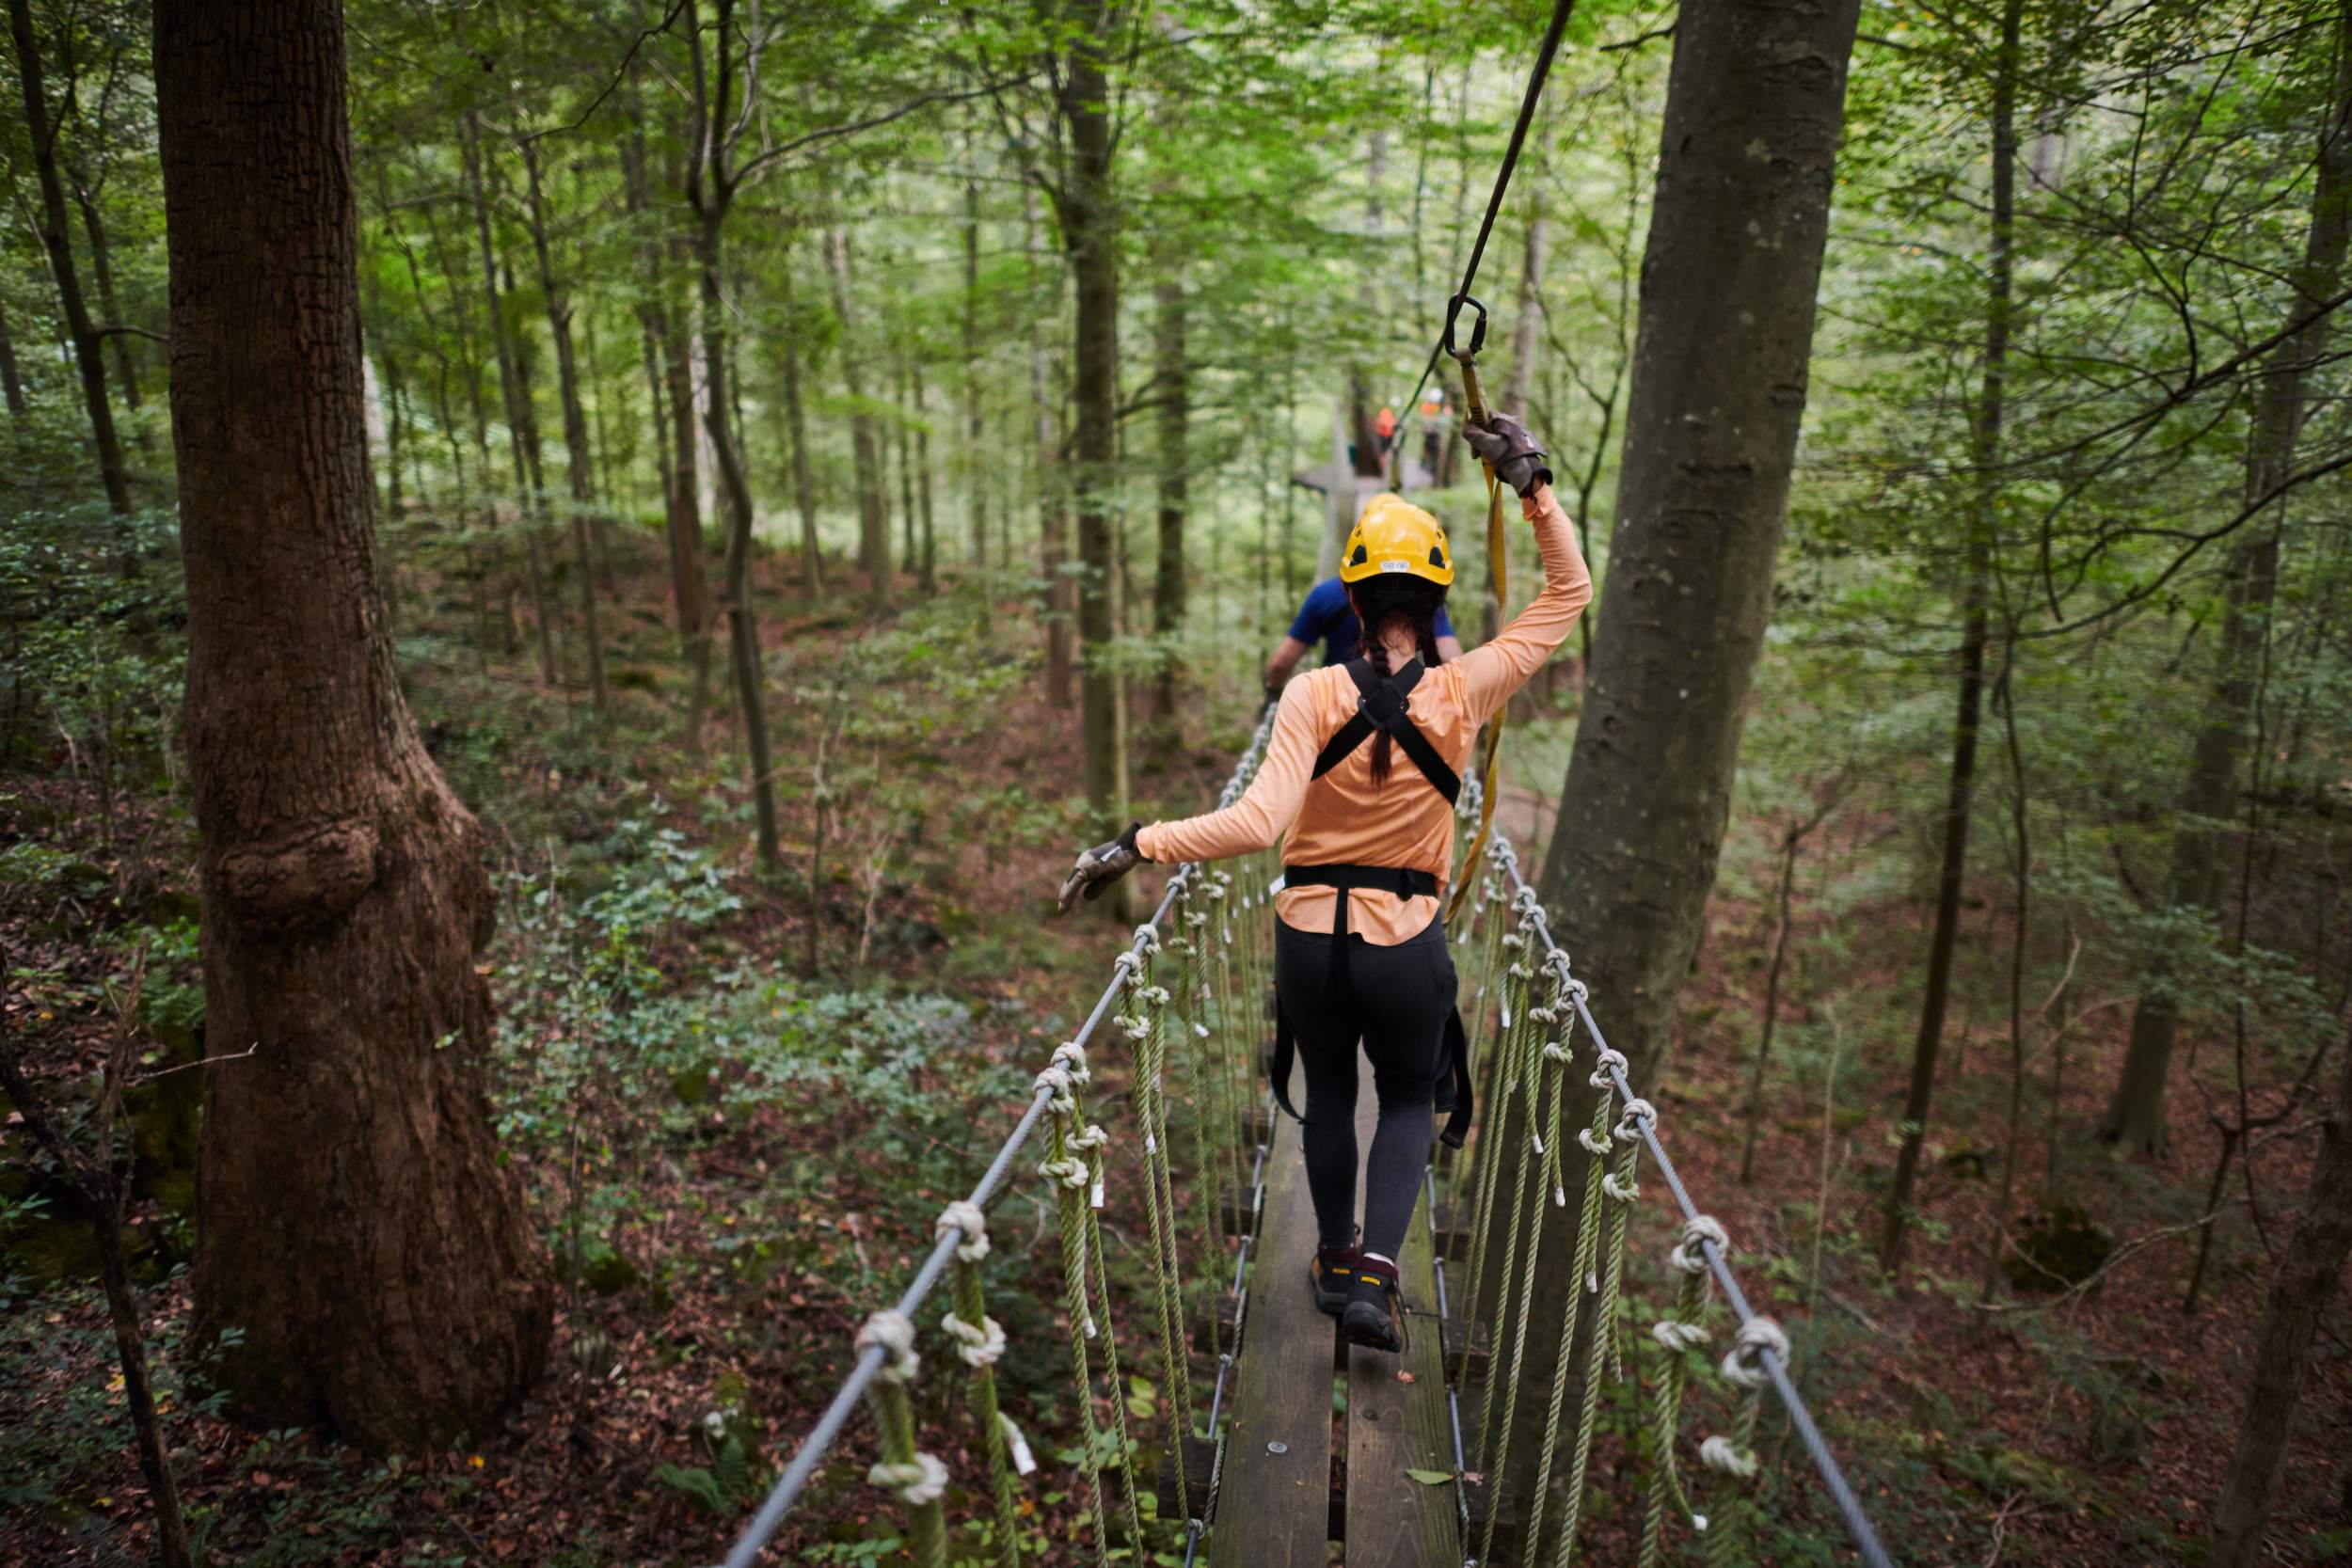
[1137,484,1592,944]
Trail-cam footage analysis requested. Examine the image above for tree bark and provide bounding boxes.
[462,116,558,688]
[2204,1031,2352,1566]
[157,0,551,1445]
[1153,274,1187,717]
[1058,0,1129,837]
[777,267,824,593]
[964,169,987,567]
[778,278,824,593]
[2101,17,2352,1153]
[914,362,937,593]
[1534,0,1860,1070]
[826,227,892,612]
[73,183,144,412]
[8,0,131,512]
[1883,0,2018,1272]
[1028,187,1074,706]
[519,133,609,721]
[694,204,782,876]
[1514,0,1859,1507]
[0,293,24,414]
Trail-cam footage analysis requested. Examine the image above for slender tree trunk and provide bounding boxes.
[157,0,551,1444]
[8,0,131,512]
[2102,19,2352,1153]
[462,117,557,687]
[73,186,144,411]
[914,362,937,593]
[1882,0,2018,1272]
[826,228,891,611]
[1152,274,1187,717]
[0,293,24,414]
[1059,0,1128,836]
[896,363,918,573]
[520,134,609,720]
[2205,1031,2352,1567]
[964,168,987,567]
[694,204,782,876]
[1028,188,1073,705]
[778,276,824,592]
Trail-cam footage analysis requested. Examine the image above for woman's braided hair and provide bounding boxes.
[1344,575,1448,787]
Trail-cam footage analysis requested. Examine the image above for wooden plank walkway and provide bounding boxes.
[1207,1049,1463,1567]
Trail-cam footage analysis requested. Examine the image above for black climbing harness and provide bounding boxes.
[1269,657,1476,1149]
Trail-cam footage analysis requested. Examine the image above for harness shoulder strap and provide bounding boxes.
[1311,657,1462,803]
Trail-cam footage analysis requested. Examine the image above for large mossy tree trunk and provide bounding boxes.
[157,0,551,1446]
[1516,0,1859,1519]
[2101,16,2352,1153]
[1534,0,1860,1074]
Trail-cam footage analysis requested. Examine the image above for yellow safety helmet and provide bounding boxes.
[1338,494,1454,587]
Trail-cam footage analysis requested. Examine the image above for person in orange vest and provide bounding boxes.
[1374,404,1398,460]
[1057,412,1590,1353]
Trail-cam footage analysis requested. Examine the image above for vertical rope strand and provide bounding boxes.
[936,1203,1025,1568]
[1639,1222,1720,1568]
[856,1312,946,1568]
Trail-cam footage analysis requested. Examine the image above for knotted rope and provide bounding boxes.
[857,1310,947,1566]
[935,1201,1025,1568]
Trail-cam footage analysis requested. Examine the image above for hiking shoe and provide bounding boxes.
[1311,1246,1359,1316]
[1341,1259,1406,1353]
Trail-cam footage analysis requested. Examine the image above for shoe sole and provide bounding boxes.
[1341,1302,1403,1353]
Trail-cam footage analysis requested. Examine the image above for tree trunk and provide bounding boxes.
[694,205,782,877]
[896,363,918,573]
[914,362,937,593]
[964,169,987,567]
[2205,1032,2352,1567]
[1534,0,1860,1069]
[778,272,824,594]
[520,134,609,721]
[73,184,144,412]
[0,293,24,415]
[462,116,558,687]
[825,229,890,610]
[157,0,551,1445]
[8,0,131,512]
[1058,0,1128,836]
[2102,18,2352,1153]
[1514,0,1859,1505]
[1152,274,1187,717]
[1028,187,1074,706]
[1883,0,2019,1272]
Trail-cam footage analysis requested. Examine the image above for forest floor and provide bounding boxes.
[3,516,2348,1567]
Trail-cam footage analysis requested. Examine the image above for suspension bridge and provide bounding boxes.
[719,709,1894,1568]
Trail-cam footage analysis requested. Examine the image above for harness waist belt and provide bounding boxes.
[1269,862,1474,1149]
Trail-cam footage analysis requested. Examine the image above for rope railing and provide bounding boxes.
[721,705,1280,1568]
[725,706,1892,1568]
[1441,784,1895,1568]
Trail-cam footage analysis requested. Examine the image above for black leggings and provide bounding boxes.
[1274,913,1457,1260]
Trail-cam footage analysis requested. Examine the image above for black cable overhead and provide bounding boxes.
[1393,0,1581,467]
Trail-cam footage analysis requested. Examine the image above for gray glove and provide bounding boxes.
[1462,412,1552,499]
[1057,822,1149,912]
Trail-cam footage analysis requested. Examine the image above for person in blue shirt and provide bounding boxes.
[1263,574,1464,698]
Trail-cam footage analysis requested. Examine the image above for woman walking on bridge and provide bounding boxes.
[1058,412,1590,1352]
